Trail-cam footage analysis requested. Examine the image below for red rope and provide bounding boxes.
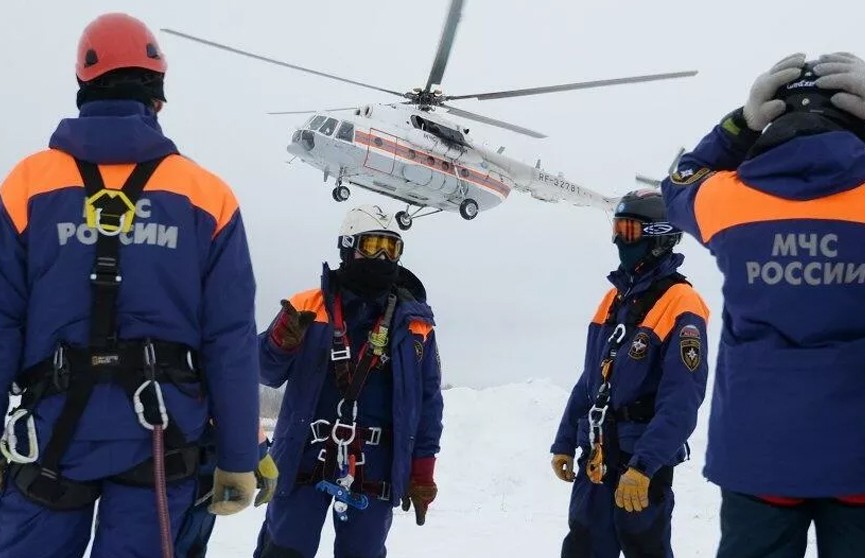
[153,426,174,558]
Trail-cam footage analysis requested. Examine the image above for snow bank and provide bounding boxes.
[209,379,817,556]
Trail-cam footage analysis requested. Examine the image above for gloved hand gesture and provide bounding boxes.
[401,456,437,526]
[208,468,257,515]
[615,467,651,513]
[254,453,279,507]
[269,299,316,351]
[551,454,575,482]
[743,53,807,131]
[814,52,865,120]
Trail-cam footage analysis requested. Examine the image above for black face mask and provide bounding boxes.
[338,258,400,298]
[615,238,652,273]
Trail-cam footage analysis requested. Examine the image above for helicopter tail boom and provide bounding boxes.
[477,148,617,212]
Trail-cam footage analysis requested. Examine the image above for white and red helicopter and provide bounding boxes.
[161,0,697,230]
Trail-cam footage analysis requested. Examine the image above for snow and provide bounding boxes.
[208,379,819,557]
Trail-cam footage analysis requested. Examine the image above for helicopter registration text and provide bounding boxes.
[538,171,578,193]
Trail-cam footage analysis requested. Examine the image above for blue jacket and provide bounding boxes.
[551,254,709,478]
[0,100,260,478]
[260,264,444,505]
[662,122,865,496]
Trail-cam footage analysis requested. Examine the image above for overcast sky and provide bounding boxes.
[2,0,861,389]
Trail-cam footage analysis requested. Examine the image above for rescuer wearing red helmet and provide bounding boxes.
[0,13,261,558]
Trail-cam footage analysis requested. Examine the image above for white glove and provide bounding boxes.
[743,53,807,131]
[814,52,865,120]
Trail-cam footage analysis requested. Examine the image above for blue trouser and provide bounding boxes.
[254,439,394,558]
[562,458,675,558]
[174,497,216,558]
[0,476,196,558]
[717,490,865,558]
[174,430,218,558]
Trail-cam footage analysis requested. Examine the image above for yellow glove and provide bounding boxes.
[551,454,575,482]
[208,468,256,515]
[615,467,650,512]
[254,453,279,507]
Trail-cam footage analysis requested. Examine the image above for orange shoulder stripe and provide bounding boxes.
[641,283,709,341]
[591,288,618,325]
[0,150,238,236]
[289,289,330,324]
[409,321,433,342]
[148,156,240,237]
[1,150,78,233]
[695,172,865,243]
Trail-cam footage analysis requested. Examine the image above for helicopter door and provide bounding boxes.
[363,129,397,175]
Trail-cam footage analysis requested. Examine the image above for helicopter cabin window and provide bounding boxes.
[308,115,326,130]
[441,161,450,171]
[407,149,417,160]
[460,167,470,178]
[336,121,354,142]
[319,117,339,136]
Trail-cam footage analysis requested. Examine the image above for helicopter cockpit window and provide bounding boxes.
[336,121,354,142]
[308,115,326,130]
[319,117,339,136]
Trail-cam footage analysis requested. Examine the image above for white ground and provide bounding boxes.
[209,380,818,557]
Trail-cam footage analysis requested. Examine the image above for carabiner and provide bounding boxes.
[133,380,169,430]
[0,409,39,464]
[608,323,627,344]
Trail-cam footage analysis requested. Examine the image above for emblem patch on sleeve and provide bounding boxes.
[680,338,701,372]
[628,332,650,360]
[414,340,424,362]
[670,166,712,186]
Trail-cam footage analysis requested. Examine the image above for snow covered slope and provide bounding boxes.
[209,380,818,557]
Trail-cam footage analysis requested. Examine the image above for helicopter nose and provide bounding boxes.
[298,130,315,151]
[287,129,315,156]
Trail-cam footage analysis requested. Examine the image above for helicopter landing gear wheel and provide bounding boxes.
[459,199,479,220]
[332,185,351,202]
[395,211,413,231]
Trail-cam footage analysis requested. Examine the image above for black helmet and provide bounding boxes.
[771,61,865,139]
[613,189,682,261]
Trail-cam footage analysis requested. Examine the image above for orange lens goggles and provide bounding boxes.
[356,233,403,261]
[612,218,644,244]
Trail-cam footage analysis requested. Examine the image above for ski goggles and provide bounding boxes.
[354,232,404,261]
[612,218,678,244]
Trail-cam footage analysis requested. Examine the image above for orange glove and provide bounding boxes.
[269,299,316,351]
[615,467,650,512]
[401,457,437,526]
[551,454,575,482]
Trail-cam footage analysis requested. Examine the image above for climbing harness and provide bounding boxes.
[585,274,688,484]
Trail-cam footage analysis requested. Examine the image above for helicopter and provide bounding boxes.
[161,0,698,230]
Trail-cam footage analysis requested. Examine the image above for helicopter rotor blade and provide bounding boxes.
[444,70,698,101]
[423,0,465,94]
[635,174,662,188]
[267,107,358,115]
[442,104,546,138]
[160,29,408,99]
